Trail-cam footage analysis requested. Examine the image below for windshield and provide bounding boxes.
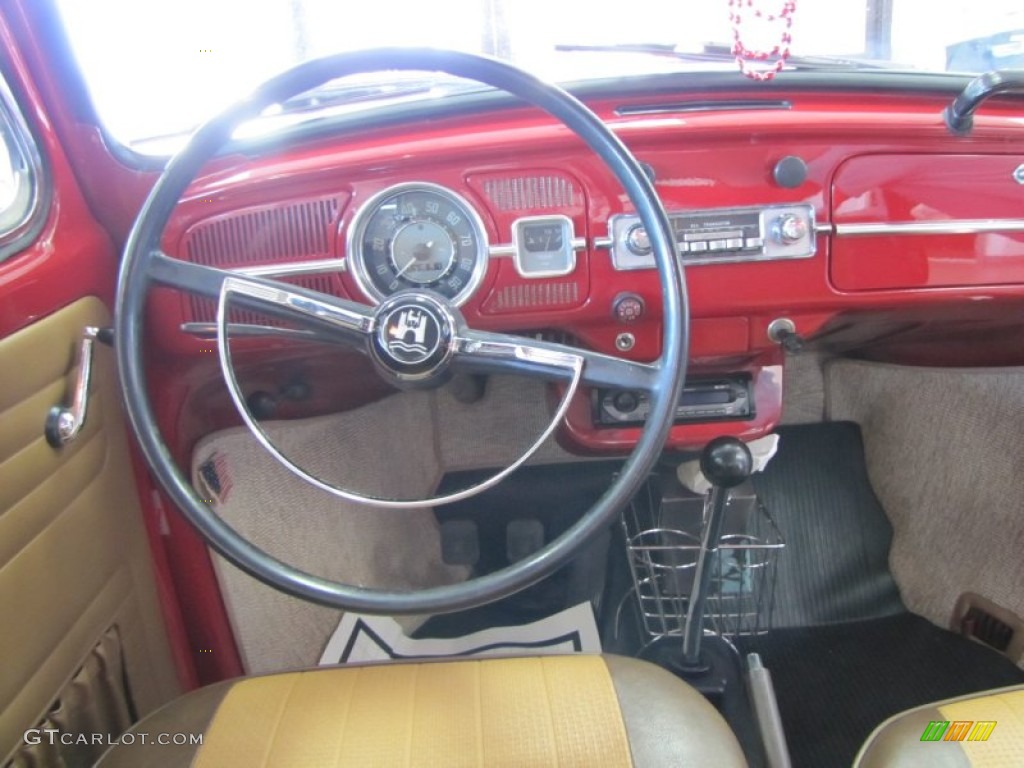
[57,0,1024,154]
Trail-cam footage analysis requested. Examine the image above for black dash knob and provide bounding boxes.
[773,155,808,189]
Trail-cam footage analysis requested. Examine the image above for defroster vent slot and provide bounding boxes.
[183,196,342,268]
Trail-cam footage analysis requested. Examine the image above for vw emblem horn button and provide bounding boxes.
[371,293,456,382]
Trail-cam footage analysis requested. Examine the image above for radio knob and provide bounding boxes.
[612,292,645,323]
[624,224,651,255]
[772,213,808,245]
[613,390,640,414]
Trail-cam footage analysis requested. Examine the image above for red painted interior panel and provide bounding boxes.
[831,153,1024,291]
[0,35,113,337]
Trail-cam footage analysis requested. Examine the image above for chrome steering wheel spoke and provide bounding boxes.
[148,251,374,348]
[218,274,374,343]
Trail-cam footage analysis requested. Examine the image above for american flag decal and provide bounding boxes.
[198,451,233,505]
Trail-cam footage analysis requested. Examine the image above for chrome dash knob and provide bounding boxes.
[772,213,808,245]
[625,224,651,255]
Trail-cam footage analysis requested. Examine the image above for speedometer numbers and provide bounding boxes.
[348,183,488,306]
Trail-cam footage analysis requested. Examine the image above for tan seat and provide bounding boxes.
[97,654,746,767]
[854,684,1024,767]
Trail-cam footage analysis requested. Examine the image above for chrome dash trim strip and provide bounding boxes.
[835,219,1024,237]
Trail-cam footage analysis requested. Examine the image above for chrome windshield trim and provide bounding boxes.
[0,71,49,263]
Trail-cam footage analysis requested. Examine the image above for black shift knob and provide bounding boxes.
[700,437,753,489]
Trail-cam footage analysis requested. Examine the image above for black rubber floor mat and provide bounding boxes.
[418,461,621,638]
[753,422,905,628]
[433,460,622,571]
[744,613,1024,768]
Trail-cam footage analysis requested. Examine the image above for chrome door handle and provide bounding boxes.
[45,326,101,448]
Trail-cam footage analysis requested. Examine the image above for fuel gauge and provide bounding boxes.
[512,215,580,278]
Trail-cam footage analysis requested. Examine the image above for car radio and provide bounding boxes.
[606,203,816,270]
[594,375,754,426]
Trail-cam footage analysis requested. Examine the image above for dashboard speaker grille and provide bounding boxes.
[180,196,344,324]
[486,281,581,312]
[183,196,342,267]
[482,175,577,211]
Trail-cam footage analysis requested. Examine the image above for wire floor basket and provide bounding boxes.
[622,476,784,641]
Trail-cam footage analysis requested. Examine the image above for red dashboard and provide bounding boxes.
[137,88,1024,455]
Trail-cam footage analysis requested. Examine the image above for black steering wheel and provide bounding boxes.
[115,48,689,615]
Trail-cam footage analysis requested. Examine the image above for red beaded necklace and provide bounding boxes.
[728,0,797,81]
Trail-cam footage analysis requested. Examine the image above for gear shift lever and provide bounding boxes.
[679,436,753,671]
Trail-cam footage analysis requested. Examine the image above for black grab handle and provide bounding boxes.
[944,70,1024,135]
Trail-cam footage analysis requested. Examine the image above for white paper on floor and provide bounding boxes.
[319,601,601,665]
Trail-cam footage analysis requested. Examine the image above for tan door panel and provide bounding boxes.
[0,297,181,762]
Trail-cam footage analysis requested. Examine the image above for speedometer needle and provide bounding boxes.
[394,241,434,279]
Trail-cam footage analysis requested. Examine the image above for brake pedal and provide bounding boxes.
[440,519,479,566]
[506,518,544,563]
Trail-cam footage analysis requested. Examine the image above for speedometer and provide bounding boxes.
[347,182,489,306]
